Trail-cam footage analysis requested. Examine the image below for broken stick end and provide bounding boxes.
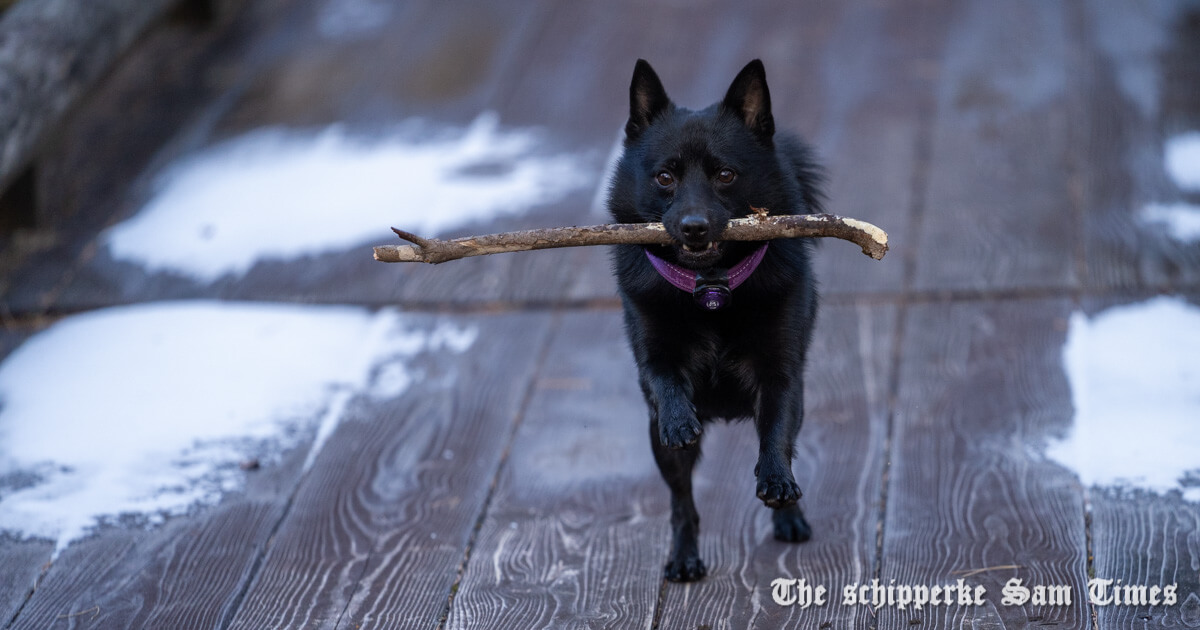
[863,236,889,260]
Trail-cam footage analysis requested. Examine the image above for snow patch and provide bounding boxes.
[1165,131,1200,191]
[1136,133,1200,242]
[1049,297,1200,501]
[104,114,590,282]
[0,301,476,553]
[317,0,392,39]
[1140,202,1200,243]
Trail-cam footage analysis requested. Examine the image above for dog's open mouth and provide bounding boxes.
[676,241,724,267]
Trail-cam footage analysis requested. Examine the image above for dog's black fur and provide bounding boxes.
[607,59,823,582]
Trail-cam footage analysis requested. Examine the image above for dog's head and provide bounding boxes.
[611,59,785,269]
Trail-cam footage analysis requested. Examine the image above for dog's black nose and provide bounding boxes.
[680,215,710,243]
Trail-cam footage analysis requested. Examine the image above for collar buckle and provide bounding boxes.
[693,269,732,310]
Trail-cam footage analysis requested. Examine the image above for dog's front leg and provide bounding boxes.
[753,381,803,509]
[640,370,707,581]
[640,369,702,450]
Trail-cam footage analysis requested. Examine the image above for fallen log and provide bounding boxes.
[374,213,888,264]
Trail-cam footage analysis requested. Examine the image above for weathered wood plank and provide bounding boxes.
[0,329,54,625]
[656,302,895,629]
[20,0,621,313]
[1091,491,1200,630]
[212,0,553,132]
[1076,1,1200,291]
[226,312,551,630]
[1078,294,1200,630]
[2,311,542,629]
[0,539,51,625]
[914,0,1079,293]
[880,299,1088,628]
[495,0,770,143]
[806,0,948,297]
[6,459,306,630]
[445,311,664,630]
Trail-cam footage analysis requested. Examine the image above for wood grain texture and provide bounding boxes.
[808,0,948,297]
[6,449,309,630]
[2,313,545,630]
[913,0,1079,293]
[1081,294,1200,630]
[225,312,551,630]
[0,541,51,625]
[880,299,1088,629]
[1075,1,1200,291]
[656,303,895,629]
[0,330,53,625]
[1091,491,1200,630]
[1,1,1198,628]
[445,311,664,630]
[9,507,278,630]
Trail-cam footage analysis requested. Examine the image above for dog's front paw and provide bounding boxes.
[756,471,802,509]
[659,413,702,450]
[772,505,812,543]
[664,552,707,582]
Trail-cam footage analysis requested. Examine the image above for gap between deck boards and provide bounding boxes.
[2,282,1198,335]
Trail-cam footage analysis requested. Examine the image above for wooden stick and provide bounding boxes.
[373,213,888,264]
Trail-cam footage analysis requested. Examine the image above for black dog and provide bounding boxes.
[608,59,823,582]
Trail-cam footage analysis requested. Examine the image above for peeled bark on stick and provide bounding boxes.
[373,213,888,264]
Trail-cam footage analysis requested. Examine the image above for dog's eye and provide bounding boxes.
[716,168,737,184]
[655,171,675,188]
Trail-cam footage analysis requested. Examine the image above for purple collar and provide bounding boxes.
[645,243,769,310]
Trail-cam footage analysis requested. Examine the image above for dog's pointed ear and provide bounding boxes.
[722,59,774,141]
[627,59,671,141]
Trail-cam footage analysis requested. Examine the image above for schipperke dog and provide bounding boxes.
[608,59,823,582]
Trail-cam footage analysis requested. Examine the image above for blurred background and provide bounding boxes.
[2,0,1199,307]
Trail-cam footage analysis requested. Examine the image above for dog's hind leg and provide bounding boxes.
[649,415,706,582]
[756,379,811,541]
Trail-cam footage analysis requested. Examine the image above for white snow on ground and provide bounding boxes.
[1138,132,1200,243]
[1165,131,1200,191]
[0,301,476,554]
[104,113,591,282]
[316,0,392,39]
[1140,202,1200,242]
[1049,297,1200,501]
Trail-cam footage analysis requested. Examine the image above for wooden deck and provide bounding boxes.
[2,0,1199,628]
